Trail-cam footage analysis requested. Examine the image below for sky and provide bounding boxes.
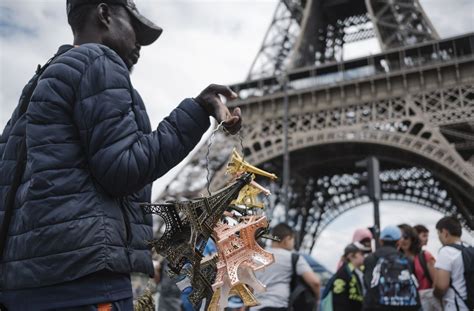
[1,0,473,270]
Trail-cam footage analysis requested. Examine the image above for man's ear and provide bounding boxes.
[283,235,293,245]
[97,3,112,29]
[441,228,449,239]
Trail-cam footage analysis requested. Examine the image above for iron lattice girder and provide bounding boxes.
[290,0,374,66]
[159,34,474,244]
[366,0,439,50]
[249,0,439,79]
[275,166,461,251]
[227,36,474,192]
[282,0,306,22]
[234,33,474,102]
[247,1,303,80]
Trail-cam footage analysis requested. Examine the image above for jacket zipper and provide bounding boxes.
[118,197,132,245]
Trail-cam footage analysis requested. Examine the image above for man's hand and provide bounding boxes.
[194,84,242,134]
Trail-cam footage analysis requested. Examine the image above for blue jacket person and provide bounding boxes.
[0,0,241,309]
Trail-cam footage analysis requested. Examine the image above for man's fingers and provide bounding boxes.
[231,107,241,118]
[197,84,242,134]
[209,84,238,100]
[223,115,239,126]
[223,115,242,134]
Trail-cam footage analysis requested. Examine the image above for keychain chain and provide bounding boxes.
[205,121,246,196]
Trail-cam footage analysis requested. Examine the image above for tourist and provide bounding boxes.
[433,216,472,311]
[251,223,320,311]
[363,225,420,311]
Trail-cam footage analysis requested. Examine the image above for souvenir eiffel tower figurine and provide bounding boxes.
[208,283,260,311]
[209,215,275,310]
[182,255,219,311]
[227,148,277,180]
[227,148,275,209]
[141,172,253,277]
[231,182,271,209]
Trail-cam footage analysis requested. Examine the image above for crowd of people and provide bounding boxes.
[323,216,472,311]
[150,216,472,311]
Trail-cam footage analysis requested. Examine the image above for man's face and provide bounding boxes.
[103,5,141,70]
[418,231,429,246]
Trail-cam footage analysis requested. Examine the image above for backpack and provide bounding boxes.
[417,250,433,285]
[320,273,338,311]
[289,253,318,311]
[369,252,420,308]
[447,243,474,309]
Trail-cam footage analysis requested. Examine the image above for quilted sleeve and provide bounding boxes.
[74,53,210,197]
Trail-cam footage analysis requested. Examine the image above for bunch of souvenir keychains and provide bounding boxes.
[141,123,278,310]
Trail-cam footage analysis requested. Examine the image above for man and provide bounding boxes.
[363,225,420,311]
[414,224,429,247]
[0,0,241,309]
[433,216,470,311]
[251,223,321,311]
[330,242,369,311]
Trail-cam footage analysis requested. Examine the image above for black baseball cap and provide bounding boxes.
[67,0,163,46]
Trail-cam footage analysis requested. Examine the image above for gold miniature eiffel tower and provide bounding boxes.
[227,148,277,180]
[227,148,276,209]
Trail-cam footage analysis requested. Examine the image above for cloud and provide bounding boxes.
[421,0,474,37]
[0,6,37,37]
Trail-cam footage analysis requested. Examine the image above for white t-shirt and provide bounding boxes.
[251,247,313,309]
[434,242,469,311]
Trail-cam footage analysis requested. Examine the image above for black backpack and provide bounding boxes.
[289,253,318,311]
[368,252,420,309]
[447,243,474,310]
[418,250,433,285]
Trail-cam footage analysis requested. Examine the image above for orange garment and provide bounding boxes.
[97,303,112,311]
[414,250,435,290]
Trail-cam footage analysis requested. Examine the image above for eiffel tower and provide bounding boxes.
[160,0,474,251]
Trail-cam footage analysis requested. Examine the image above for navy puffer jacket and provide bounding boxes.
[0,44,210,290]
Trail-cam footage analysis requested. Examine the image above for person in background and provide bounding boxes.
[336,227,373,270]
[398,224,436,289]
[251,223,321,311]
[352,228,374,254]
[225,296,246,311]
[398,224,439,311]
[181,238,217,311]
[331,242,369,311]
[414,224,430,248]
[433,216,470,311]
[363,225,420,311]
